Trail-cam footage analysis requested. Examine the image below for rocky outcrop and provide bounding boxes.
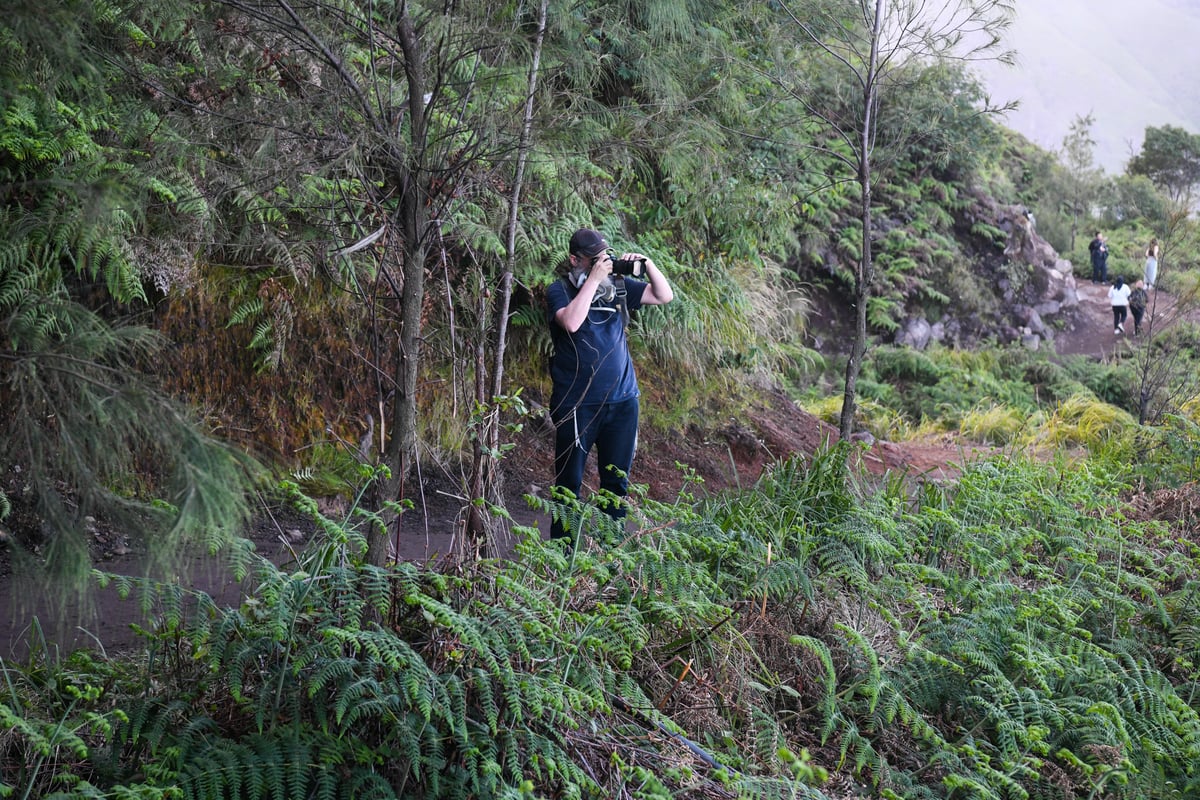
[999,204,1078,350]
[895,203,1078,352]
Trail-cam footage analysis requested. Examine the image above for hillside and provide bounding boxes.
[10,4,1200,797]
[0,206,1149,658]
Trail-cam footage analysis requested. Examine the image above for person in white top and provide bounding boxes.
[1144,238,1159,289]
[1108,276,1132,334]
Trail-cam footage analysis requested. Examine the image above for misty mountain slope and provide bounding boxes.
[970,0,1200,172]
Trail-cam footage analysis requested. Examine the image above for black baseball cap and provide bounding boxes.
[569,228,608,257]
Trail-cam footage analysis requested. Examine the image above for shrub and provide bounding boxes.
[870,346,943,385]
[800,395,911,440]
[1039,393,1137,452]
[959,403,1035,445]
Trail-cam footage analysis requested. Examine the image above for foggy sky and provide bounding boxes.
[968,0,1200,174]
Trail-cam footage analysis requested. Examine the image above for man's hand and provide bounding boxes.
[588,251,613,283]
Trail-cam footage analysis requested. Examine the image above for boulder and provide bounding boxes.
[1002,204,1079,320]
[895,317,934,350]
[1034,300,1061,317]
[1012,304,1047,337]
[894,318,947,351]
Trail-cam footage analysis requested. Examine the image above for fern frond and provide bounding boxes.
[791,635,839,742]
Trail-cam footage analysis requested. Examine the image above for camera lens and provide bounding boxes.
[613,258,639,276]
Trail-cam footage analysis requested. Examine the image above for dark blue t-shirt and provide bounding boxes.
[547,277,647,416]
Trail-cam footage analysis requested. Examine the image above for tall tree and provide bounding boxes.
[1128,124,1200,208]
[772,0,1013,439]
[1060,113,1102,252]
[135,0,553,565]
[463,0,550,551]
[141,0,766,562]
[1095,174,1167,230]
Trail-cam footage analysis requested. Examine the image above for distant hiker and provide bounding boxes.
[1129,279,1148,335]
[546,227,674,541]
[1005,207,1034,259]
[1089,231,1109,284]
[1108,276,1131,334]
[1144,237,1159,289]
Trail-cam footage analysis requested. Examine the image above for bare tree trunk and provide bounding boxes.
[1069,195,1078,253]
[838,0,882,442]
[463,271,490,556]
[491,0,550,409]
[463,0,550,549]
[369,8,431,567]
[840,169,872,441]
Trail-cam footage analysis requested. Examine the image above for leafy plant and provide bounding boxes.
[959,402,1035,445]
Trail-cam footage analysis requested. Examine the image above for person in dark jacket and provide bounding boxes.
[1089,231,1109,284]
[545,228,674,541]
[1129,279,1148,335]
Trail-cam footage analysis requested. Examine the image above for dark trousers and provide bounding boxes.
[1112,306,1127,330]
[1092,261,1107,283]
[551,397,639,539]
[1131,306,1145,334]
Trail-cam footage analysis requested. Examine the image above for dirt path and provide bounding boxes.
[1055,278,1180,358]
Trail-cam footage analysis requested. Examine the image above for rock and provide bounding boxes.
[999,203,1081,317]
[850,430,876,446]
[1011,304,1046,336]
[1034,301,1061,317]
[895,317,934,350]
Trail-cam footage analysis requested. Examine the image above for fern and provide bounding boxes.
[226,297,265,327]
[791,635,839,743]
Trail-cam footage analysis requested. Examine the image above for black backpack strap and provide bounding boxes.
[613,275,630,328]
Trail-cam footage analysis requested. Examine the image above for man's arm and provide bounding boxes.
[627,254,673,306]
[554,258,611,333]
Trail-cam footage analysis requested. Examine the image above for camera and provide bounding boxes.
[612,256,646,278]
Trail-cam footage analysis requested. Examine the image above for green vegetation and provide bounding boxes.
[797,344,1146,449]
[8,0,1200,797]
[8,446,1200,798]
[0,0,258,593]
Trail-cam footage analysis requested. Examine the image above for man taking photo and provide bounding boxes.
[544,228,674,541]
